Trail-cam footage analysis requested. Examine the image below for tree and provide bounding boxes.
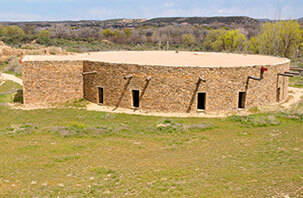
[182,33,196,46]
[37,30,51,44]
[5,26,25,37]
[248,21,301,58]
[299,29,303,57]
[23,25,37,35]
[278,21,301,58]
[123,28,132,38]
[247,36,261,54]
[100,29,114,38]
[213,29,247,52]
[113,30,121,38]
[203,29,226,51]
[0,25,6,36]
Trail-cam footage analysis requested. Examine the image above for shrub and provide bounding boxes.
[13,89,23,103]
[186,124,214,131]
[4,56,22,74]
[231,114,280,127]
[37,30,51,44]
[182,34,196,46]
[277,112,303,121]
[21,43,42,50]
[156,120,185,134]
[100,29,114,38]
[48,46,63,55]
[5,26,25,37]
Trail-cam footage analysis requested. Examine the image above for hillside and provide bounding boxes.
[141,16,259,26]
[0,16,260,29]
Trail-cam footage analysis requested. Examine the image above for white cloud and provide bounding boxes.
[0,12,44,21]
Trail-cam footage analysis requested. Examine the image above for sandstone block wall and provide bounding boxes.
[83,61,290,114]
[22,61,83,105]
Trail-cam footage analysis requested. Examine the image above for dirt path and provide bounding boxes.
[86,103,226,118]
[282,87,303,108]
[0,73,23,85]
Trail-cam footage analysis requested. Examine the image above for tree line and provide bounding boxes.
[0,21,302,58]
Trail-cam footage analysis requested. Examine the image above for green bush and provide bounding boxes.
[13,89,23,103]
[21,43,42,50]
[277,112,303,121]
[230,114,280,127]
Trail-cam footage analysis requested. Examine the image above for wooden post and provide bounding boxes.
[285,71,300,76]
[199,77,206,83]
[278,73,293,77]
[248,76,262,81]
[124,75,133,80]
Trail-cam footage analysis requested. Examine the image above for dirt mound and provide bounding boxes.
[0,41,70,64]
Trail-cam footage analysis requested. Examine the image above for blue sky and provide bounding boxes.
[0,0,302,21]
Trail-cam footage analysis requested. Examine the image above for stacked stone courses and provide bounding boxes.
[22,51,290,114]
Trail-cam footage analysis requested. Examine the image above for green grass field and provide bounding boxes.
[0,81,302,197]
[290,76,303,88]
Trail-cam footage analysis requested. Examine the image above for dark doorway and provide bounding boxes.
[238,92,246,109]
[98,87,104,104]
[197,92,206,110]
[132,90,140,108]
[276,87,281,102]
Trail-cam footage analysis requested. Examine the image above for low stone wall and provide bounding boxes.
[22,61,83,105]
[83,61,290,114]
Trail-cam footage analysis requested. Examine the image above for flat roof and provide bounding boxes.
[22,51,289,67]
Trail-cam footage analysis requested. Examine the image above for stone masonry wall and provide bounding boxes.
[83,61,290,114]
[22,61,84,105]
[22,59,289,113]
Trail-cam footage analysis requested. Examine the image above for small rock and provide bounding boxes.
[157,123,170,128]
[104,189,111,194]
[31,181,37,185]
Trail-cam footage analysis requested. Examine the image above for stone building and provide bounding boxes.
[22,51,291,114]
